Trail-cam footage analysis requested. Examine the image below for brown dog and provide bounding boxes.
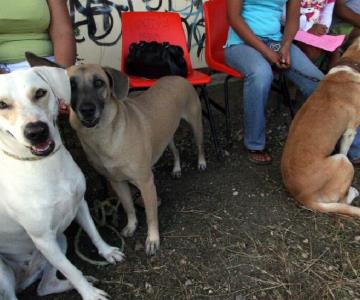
[66,65,206,255]
[281,39,360,216]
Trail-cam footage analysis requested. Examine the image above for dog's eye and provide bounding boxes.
[94,79,104,88]
[35,89,47,100]
[0,100,9,109]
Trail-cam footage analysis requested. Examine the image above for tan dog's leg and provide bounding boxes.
[0,257,17,300]
[109,181,138,237]
[183,102,207,170]
[136,173,159,256]
[340,128,357,155]
[169,139,181,178]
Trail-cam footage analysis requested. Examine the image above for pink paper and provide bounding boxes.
[294,31,345,52]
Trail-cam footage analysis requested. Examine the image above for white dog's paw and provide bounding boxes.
[121,223,137,237]
[145,235,160,256]
[82,287,110,300]
[99,246,125,264]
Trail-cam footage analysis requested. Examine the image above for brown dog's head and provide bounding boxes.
[66,64,129,128]
[25,52,129,129]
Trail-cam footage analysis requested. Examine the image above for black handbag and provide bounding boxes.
[125,41,188,79]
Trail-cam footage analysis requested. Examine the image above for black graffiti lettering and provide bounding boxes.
[68,0,205,58]
[142,0,163,11]
[68,0,134,46]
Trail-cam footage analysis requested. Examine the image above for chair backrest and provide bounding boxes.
[204,0,229,65]
[121,12,193,75]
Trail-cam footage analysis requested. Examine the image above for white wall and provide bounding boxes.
[68,0,207,69]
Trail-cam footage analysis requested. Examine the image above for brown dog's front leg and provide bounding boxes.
[110,180,138,237]
[137,174,160,256]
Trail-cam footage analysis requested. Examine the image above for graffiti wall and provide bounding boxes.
[68,0,207,69]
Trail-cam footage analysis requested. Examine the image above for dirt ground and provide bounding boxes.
[20,79,360,300]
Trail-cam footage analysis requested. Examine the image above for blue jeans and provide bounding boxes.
[348,128,360,160]
[224,42,324,150]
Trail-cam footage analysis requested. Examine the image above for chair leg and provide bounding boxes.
[199,85,223,159]
[279,73,295,118]
[224,75,232,146]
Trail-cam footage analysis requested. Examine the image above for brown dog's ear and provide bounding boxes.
[103,67,129,100]
[25,52,64,68]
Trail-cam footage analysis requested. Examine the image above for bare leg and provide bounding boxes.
[109,180,138,237]
[169,139,181,178]
[0,257,17,300]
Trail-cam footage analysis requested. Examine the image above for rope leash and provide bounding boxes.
[75,197,125,266]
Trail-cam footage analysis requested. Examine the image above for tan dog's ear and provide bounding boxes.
[103,67,129,100]
[32,66,71,105]
[25,52,64,69]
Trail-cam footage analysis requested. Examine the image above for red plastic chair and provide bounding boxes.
[204,0,242,143]
[121,11,221,156]
[203,0,294,143]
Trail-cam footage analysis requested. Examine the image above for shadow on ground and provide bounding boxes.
[20,79,360,300]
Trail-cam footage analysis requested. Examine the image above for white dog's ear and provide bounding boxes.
[32,66,71,105]
[103,67,129,100]
[25,52,64,68]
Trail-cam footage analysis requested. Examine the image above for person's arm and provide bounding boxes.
[226,0,280,66]
[47,0,76,67]
[279,0,300,67]
[335,0,360,28]
[306,1,334,36]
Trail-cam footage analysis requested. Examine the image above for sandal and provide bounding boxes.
[247,149,273,165]
[133,191,162,208]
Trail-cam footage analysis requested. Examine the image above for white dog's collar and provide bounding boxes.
[2,145,61,161]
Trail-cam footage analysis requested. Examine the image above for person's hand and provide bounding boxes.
[308,23,328,36]
[263,48,281,66]
[277,44,291,69]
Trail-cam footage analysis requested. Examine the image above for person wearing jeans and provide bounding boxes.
[225,0,324,164]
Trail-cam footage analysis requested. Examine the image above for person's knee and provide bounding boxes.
[247,65,273,89]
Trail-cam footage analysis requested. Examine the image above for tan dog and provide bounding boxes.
[281,39,360,216]
[66,65,206,256]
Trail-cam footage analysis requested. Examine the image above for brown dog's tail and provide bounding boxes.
[305,201,360,218]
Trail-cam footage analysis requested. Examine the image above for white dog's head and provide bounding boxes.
[0,67,70,157]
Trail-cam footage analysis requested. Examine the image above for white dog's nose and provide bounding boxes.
[24,121,49,144]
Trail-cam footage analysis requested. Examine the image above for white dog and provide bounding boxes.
[0,67,124,300]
